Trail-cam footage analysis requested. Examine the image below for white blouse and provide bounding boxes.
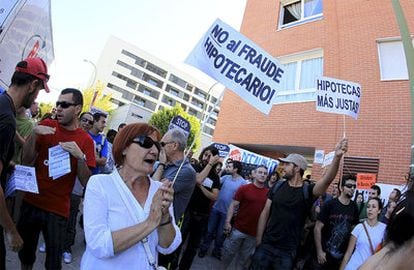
[81,170,181,270]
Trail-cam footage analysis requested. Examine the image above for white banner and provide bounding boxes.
[0,0,54,89]
[226,144,279,173]
[0,0,19,28]
[186,18,285,115]
[315,76,361,119]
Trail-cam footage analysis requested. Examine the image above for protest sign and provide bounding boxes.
[186,18,286,115]
[5,165,38,197]
[314,150,325,164]
[226,144,278,173]
[212,143,230,158]
[316,76,361,119]
[168,115,190,138]
[357,173,377,190]
[322,151,335,168]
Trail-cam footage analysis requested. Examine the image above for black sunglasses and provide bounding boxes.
[344,184,356,189]
[56,101,77,109]
[132,135,160,151]
[81,118,94,125]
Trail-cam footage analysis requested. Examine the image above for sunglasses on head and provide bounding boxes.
[132,135,160,152]
[56,101,77,109]
[81,118,94,125]
[344,183,356,189]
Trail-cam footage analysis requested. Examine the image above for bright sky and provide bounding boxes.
[40,0,247,102]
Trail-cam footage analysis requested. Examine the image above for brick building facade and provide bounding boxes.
[213,0,414,185]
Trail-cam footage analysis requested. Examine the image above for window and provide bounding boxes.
[280,0,323,28]
[275,49,323,104]
[278,55,323,92]
[378,40,412,80]
[169,74,188,89]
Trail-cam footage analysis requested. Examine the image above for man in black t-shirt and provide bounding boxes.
[250,138,348,270]
[177,145,221,270]
[314,175,359,269]
[0,57,50,269]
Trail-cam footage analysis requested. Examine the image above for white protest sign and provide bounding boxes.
[5,165,38,197]
[0,0,19,28]
[322,151,335,168]
[316,76,361,119]
[48,145,71,180]
[186,18,285,115]
[314,150,325,164]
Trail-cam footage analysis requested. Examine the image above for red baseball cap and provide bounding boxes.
[15,57,50,93]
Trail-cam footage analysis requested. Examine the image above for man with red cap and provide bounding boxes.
[0,57,50,269]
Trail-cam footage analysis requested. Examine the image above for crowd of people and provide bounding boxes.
[0,57,414,270]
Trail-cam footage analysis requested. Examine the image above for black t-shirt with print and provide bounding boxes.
[318,197,359,259]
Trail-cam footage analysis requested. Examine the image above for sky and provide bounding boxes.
[39,0,247,102]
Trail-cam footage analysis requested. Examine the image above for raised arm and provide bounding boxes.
[313,138,348,197]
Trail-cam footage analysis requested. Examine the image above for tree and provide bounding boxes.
[149,105,201,151]
[39,102,54,117]
[81,81,114,113]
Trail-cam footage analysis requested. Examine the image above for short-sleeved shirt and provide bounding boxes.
[344,222,386,270]
[88,132,108,175]
[163,158,196,221]
[233,183,269,236]
[24,119,96,218]
[0,93,16,188]
[187,164,220,214]
[263,181,315,252]
[318,198,359,259]
[213,174,246,214]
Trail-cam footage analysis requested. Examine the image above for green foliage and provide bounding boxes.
[39,102,53,117]
[82,81,115,113]
[149,105,201,151]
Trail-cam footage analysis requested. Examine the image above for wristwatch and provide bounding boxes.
[78,153,86,162]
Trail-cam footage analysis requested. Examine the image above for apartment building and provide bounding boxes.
[96,36,222,137]
[213,0,414,185]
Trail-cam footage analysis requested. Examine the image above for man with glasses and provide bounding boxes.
[313,174,359,270]
[19,88,96,270]
[153,128,196,269]
[0,57,50,269]
[79,112,94,131]
[251,138,348,270]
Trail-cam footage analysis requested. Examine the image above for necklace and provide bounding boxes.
[366,220,379,227]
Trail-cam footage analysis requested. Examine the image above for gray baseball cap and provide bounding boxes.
[278,154,308,170]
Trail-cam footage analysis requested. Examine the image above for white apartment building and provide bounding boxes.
[95,36,222,137]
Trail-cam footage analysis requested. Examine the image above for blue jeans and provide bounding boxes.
[199,208,227,255]
[249,243,295,270]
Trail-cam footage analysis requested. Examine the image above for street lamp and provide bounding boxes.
[83,59,97,88]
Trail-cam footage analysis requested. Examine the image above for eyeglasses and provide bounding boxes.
[132,135,160,152]
[56,101,77,109]
[81,118,94,125]
[344,184,356,189]
[160,141,175,147]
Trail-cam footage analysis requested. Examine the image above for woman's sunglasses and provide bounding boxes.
[132,135,160,152]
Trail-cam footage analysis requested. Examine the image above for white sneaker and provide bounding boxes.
[38,242,46,253]
[63,252,72,264]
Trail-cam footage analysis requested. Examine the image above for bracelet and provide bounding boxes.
[159,216,172,227]
[207,163,213,167]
